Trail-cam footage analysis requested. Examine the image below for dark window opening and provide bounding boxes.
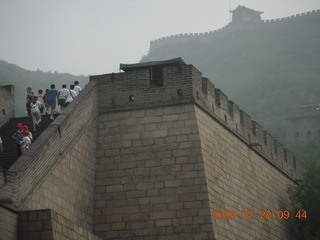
[150,66,163,87]
[307,131,311,137]
[295,132,299,139]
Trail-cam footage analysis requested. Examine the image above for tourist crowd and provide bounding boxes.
[8,81,82,156]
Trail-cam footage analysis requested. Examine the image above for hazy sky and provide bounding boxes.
[1,0,319,76]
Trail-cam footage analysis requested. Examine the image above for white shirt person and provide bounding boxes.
[65,84,78,107]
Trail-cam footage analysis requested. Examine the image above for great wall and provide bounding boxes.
[0,58,303,239]
[149,8,320,52]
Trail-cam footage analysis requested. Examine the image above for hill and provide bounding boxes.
[0,60,88,117]
[142,10,320,141]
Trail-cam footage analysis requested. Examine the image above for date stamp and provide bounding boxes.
[211,210,307,220]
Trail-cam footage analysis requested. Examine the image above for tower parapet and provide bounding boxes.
[0,85,15,127]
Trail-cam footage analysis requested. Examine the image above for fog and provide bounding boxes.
[0,0,319,76]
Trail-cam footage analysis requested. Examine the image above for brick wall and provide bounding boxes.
[0,206,17,240]
[22,118,97,230]
[94,104,214,240]
[18,209,102,240]
[195,105,298,239]
[0,85,15,127]
[92,64,195,113]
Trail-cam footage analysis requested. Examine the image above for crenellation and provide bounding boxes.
[251,121,264,146]
[0,85,15,127]
[239,110,252,142]
[227,101,241,131]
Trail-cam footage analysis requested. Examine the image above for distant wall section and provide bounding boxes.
[286,104,320,143]
[148,9,320,56]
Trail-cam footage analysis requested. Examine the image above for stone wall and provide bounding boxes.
[195,106,297,239]
[18,209,103,240]
[0,206,17,240]
[91,62,302,239]
[22,118,97,230]
[0,85,15,127]
[94,105,214,239]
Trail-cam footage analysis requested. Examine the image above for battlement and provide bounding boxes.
[0,85,15,127]
[285,104,320,143]
[91,59,302,181]
[149,8,320,53]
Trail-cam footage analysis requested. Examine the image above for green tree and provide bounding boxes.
[288,162,320,240]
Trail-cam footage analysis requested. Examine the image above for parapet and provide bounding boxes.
[0,85,15,127]
[90,58,302,181]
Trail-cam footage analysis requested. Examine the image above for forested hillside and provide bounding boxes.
[142,11,320,142]
[0,60,88,116]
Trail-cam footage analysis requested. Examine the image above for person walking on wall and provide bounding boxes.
[57,84,68,112]
[65,84,77,108]
[43,89,50,115]
[30,96,42,131]
[20,131,31,154]
[12,123,24,157]
[74,81,82,95]
[0,136,3,152]
[37,89,45,115]
[47,84,58,120]
[26,87,34,116]
[23,125,33,142]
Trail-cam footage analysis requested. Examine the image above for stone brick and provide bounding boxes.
[155,219,172,227]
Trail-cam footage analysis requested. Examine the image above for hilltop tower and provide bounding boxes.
[230,5,263,24]
[0,58,302,240]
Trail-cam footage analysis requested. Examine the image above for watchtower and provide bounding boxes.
[230,5,263,24]
[286,103,320,143]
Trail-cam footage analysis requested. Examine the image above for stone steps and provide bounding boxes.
[0,114,56,169]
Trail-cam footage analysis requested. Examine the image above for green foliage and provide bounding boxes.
[288,162,320,240]
[0,60,88,116]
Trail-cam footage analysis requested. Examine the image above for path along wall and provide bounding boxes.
[0,80,100,239]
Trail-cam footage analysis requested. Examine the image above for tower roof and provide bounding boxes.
[120,57,186,72]
[230,5,263,15]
